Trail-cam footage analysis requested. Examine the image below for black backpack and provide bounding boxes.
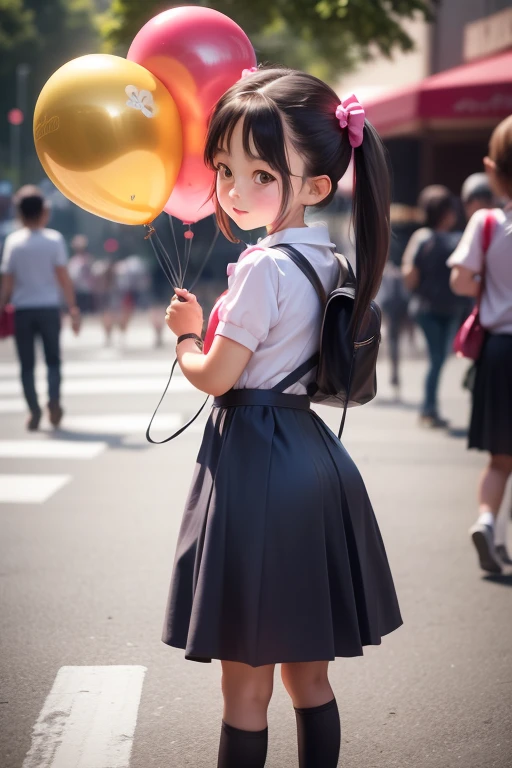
[270,244,381,438]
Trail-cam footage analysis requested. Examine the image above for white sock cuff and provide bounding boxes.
[477,510,495,528]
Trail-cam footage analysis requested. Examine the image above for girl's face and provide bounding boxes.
[213,118,323,232]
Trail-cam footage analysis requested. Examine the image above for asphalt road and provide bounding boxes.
[1,315,511,768]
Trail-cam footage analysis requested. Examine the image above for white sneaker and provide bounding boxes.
[469,523,502,574]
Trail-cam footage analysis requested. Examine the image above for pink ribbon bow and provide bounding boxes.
[335,93,365,148]
[241,66,258,79]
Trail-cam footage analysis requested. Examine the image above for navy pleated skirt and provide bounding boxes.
[162,389,402,667]
[469,333,512,456]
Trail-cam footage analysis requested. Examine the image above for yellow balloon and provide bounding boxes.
[33,54,183,225]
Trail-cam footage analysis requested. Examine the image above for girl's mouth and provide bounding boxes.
[233,207,248,215]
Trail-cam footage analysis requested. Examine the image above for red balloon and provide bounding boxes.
[128,6,256,223]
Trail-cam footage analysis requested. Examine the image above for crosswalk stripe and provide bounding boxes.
[0,359,180,378]
[0,398,25,413]
[0,474,71,503]
[63,413,183,434]
[0,441,107,459]
[0,376,195,396]
[21,665,147,768]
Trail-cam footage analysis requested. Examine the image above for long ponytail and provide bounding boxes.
[351,120,391,336]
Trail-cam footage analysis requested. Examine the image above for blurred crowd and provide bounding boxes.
[66,234,172,349]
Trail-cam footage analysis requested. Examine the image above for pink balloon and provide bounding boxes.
[127,6,256,224]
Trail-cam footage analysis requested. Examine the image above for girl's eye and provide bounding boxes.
[254,171,275,185]
[216,163,232,179]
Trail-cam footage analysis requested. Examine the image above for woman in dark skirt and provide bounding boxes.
[448,115,512,575]
[163,67,402,768]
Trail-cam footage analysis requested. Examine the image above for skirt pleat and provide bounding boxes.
[162,391,402,667]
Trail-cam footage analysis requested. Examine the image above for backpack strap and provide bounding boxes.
[271,352,319,393]
[477,210,496,310]
[271,244,328,304]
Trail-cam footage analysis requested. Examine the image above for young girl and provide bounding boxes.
[163,66,403,768]
[448,114,512,574]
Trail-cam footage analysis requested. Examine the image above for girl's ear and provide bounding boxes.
[303,175,332,205]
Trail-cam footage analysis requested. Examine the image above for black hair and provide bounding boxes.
[14,185,46,223]
[204,66,391,336]
[417,185,457,230]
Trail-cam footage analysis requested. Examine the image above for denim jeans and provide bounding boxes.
[416,311,458,417]
[14,307,61,414]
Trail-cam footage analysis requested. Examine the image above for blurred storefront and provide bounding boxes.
[342,2,512,208]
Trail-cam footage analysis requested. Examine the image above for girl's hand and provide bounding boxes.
[165,288,203,337]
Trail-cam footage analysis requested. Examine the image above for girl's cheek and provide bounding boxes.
[253,184,280,215]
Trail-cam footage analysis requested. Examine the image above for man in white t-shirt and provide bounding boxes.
[0,186,81,430]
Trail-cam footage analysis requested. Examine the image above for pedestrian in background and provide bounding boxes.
[377,216,418,400]
[448,115,512,574]
[0,186,80,430]
[402,186,465,428]
[461,172,495,222]
[68,234,95,314]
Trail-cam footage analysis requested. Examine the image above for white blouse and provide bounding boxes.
[447,205,512,335]
[214,223,340,394]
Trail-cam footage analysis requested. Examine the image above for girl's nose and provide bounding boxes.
[228,185,240,200]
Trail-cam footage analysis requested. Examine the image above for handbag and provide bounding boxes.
[0,304,15,339]
[452,211,496,360]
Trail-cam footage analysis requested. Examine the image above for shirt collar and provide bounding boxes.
[254,223,336,250]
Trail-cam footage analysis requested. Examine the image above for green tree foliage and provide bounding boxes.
[0,0,99,178]
[102,0,431,81]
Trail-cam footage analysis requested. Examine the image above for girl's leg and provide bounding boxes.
[217,660,274,768]
[470,454,512,572]
[281,661,340,768]
[479,454,512,517]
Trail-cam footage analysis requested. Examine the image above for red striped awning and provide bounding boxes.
[364,50,512,137]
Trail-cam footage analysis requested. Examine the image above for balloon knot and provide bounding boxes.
[184,230,194,240]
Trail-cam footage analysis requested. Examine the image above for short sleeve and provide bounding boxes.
[216,249,279,352]
[401,228,431,268]
[0,235,14,274]
[446,210,486,272]
[53,232,68,267]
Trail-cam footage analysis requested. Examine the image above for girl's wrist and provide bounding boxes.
[177,333,203,351]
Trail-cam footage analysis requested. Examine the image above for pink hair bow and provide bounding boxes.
[335,93,365,148]
[241,66,258,79]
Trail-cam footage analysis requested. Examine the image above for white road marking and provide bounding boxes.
[0,376,194,396]
[21,665,147,768]
[0,441,106,459]
[0,397,25,413]
[0,359,180,378]
[0,474,71,503]
[63,413,182,434]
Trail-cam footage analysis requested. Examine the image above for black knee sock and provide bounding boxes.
[217,720,268,768]
[294,697,341,768]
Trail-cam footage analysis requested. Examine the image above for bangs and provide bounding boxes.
[205,94,292,177]
[204,88,294,242]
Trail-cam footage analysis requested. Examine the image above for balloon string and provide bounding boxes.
[153,228,181,288]
[145,225,180,288]
[181,226,193,286]
[167,216,182,288]
[148,236,177,288]
[189,221,220,292]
